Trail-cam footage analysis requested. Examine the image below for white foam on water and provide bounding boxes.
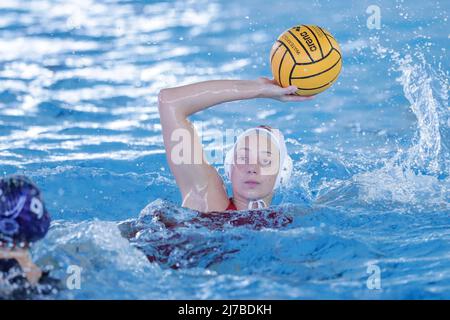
[349,40,449,209]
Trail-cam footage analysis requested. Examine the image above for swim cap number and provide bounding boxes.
[30,197,44,219]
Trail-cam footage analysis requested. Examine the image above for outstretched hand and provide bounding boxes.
[255,77,314,102]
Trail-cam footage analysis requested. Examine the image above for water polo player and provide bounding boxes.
[158,77,312,212]
[0,175,53,292]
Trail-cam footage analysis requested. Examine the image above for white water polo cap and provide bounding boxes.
[224,125,293,190]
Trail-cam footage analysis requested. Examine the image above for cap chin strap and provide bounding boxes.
[248,199,267,210]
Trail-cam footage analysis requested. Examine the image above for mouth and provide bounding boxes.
[244,180,260,186]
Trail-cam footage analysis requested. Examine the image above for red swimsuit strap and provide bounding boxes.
[225,197,237,211]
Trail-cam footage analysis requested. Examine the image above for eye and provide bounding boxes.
[259,158,272,166]
[237,155,249,163]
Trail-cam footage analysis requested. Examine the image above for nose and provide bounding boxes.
[246,163,260,175]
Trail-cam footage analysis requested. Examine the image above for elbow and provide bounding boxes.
[157,88,169,109]
[157,88,177,114]
[158,88,176,106]
[158,88,185,118]
[157,88,171,116]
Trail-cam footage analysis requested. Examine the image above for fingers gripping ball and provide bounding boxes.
[0,176,51,247]
[270,25,342,96]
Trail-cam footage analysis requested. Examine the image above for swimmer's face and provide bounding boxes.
[230,131,280,200]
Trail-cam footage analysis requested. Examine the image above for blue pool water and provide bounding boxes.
[0,0,449,299]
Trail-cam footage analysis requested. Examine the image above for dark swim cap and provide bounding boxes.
[0,176,51,247]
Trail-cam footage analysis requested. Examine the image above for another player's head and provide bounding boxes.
[0,175,51,250]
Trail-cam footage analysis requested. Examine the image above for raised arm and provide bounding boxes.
[157,77,311,212]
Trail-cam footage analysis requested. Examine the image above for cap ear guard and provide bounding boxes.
[274,153,293,189]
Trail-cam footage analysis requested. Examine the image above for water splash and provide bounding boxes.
[31,220,158,299]
[118,199,305,270]
[394,52,449,176]
[312,40,449,212]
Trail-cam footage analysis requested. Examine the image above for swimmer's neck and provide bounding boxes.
[232,193,273,210]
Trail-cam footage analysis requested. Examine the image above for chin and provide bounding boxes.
[240,187,266,200]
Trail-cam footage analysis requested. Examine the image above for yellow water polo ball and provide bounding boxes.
[270,25,342,96]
